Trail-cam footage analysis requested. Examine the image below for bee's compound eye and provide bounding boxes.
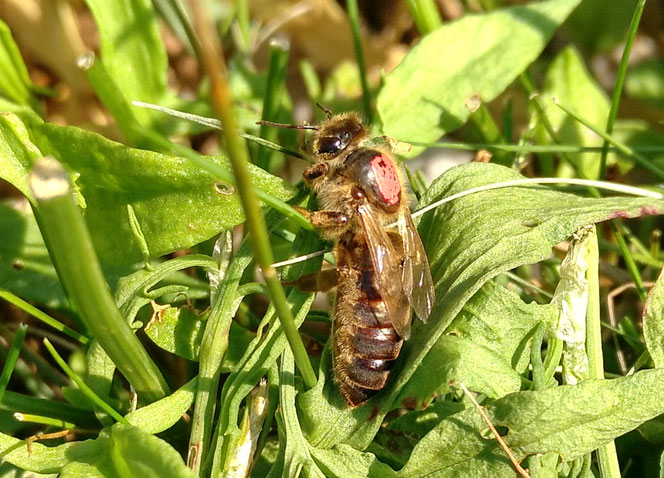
[317,137,343,155]
[341,131,351,141]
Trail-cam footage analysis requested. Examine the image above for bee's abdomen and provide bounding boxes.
[333,269,404,407]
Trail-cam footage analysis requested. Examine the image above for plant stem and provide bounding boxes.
[407,0,442,35]
[151,0,202,61]
[28,157,169,403]
[0,324,27,401]
[600,0,646,179]
[554,99,664,182]
[235,0,251,52]
[43,338,129,425]
[409,141,664,154]
[346,0,373,123]
[584,227,622,478]
[1,390,99,428]
[192,2,316,390]
[13,412,76,429]
[256,37,291,171]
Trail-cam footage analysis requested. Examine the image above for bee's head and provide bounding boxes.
[313,112,367,159]
[255,105,368,160]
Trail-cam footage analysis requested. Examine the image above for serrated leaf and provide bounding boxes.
[297,162,664,450]
[399,335,521,406]
[61,423,197,478]
[401,369,664,477]
[643,267,664,368]
[448,281,557,374]
[398,281,556,407]
[377,0,580,150]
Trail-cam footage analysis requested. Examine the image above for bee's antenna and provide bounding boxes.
[256,120,318,130]
[315,103,333,119]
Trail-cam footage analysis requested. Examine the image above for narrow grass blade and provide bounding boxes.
[0,323,28,401]
[600,0,647,179]
[42,338,129,425]
[192,2,316,390]
[0,289,89,344]
[346,0,373,123]
[29,157,169,403]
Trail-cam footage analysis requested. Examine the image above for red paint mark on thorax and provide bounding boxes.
[370,154,400,206]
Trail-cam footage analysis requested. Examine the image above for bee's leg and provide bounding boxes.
[294,206,348,230]
[283,268,339,292]
[302,162,329,182]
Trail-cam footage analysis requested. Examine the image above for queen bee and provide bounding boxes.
[262,107,435,407]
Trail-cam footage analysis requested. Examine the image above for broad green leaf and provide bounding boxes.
[0,20,40,111]
[626,59,664,109]
[0,201,66,308]
[0,200,151,310]
[398,335,521,406]
[144,304,254,371]
[398,281,556,407]
[298,162,664,450]
[401,369,664,477]
[309,445,397,478]
[84,0,168,127]
[376,0,580,150]
[125,377,197,433]
[447,281,557,374]
[4,113,294,264]
[610,120,664,176]
[61,424,196,478]
[0,113,40,200]
[0,431,76,474]
[387,401,466,437]
[643,267,664,368]
[540,46,610,179]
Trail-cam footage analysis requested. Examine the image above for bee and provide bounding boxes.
[260,106,435,407]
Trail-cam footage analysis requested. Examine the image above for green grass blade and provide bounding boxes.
[256,37,290,171]
[42,338,129,425]
[28,157,169,402]
[407,0,442,35]
[13,412,76,429]
[194,7,316,390]
[584,227,622,477]
[0,289,89,344]
[554,98,664,182]
[346,0,373,123]
[0,323,28,401]
[600,0,647,179]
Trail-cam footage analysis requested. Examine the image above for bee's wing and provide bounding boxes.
[398,211,435,322]
[357,203,412,339]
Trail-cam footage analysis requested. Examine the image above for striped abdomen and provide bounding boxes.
[332,238,405,407]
